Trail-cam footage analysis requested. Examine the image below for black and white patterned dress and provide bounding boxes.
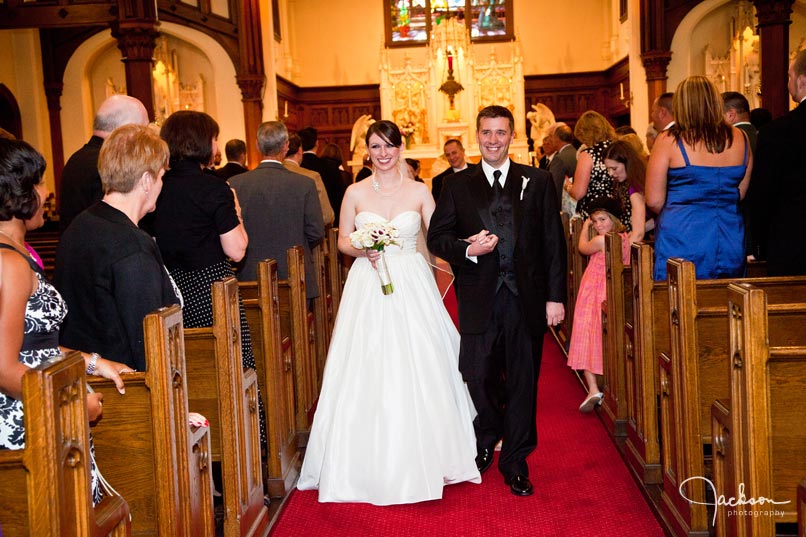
[0,244,103,504]
[575,140,633,231]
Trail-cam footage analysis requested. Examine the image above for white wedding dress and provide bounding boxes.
[297,210,481,505]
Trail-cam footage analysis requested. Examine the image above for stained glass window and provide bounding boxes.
[385,0,512,47]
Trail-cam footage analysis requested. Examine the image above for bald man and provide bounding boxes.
[59,94,149,232]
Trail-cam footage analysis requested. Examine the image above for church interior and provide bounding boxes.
[2,0,806,536]
[2,0,805,196]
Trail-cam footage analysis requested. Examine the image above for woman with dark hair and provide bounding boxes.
[0,138,130,504]
[646,76,751,280]
[298,120,480,504]
[151,111,254,368]
[55,124,181,372]
[603,139,648,244]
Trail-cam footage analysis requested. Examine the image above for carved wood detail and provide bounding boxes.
[525,57,630,129]
[111,21,160,118]
[275,78,381,166]
[754,0,795,119]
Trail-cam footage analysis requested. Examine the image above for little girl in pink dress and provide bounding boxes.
[567,197,631,412]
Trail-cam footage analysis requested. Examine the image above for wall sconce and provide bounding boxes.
[619,82,633,108]
[283,100,289,119]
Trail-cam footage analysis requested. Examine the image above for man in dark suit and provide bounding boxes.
[299,126,345,225]
[230,121,324,297]
[722,91,758,154]
[215,139,248,179]
[547,123,577,209]
[431,138,473,201]
[749,49,806,276]
[427,105,566,497]
[537,135,551,170]
[651,92,675,132]
[59,94,149,232]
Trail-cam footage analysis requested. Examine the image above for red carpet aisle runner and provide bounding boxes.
[271,302,664,536]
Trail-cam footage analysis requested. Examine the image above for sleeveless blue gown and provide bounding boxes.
[653,137,748,281]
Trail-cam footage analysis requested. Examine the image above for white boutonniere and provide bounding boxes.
[520,175,530,200]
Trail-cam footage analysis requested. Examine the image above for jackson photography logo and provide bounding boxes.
[679,476,790,526]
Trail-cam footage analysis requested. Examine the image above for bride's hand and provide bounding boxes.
[463,229,489,244]
[365,248,381,269]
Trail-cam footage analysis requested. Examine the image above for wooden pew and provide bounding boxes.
[24,228,59,277]
[711,284,806,536]
[184,278,269,537]
[600,231,631,438]
[311,242,330,385]
[624,241,666,486]
[239,260,300,499]
[330,227,352,293]
[799,479,806,537]
[711,399,738,537]
[0,352,131,536]
[327,227,343,318]
[281,246,318,442]
[564,214,587,341]
[557,212,571,344]
[625,242,767,487]
[88,304,215,536]
[658,260,806,536]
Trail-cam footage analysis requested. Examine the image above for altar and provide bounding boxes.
[349,17,529,182]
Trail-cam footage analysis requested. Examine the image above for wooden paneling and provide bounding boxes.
[278,76,381,164]
[524,57,631,133]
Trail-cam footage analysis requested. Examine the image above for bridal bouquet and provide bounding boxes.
[350,222,400,295]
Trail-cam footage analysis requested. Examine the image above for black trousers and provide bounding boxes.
[458,286,543,479]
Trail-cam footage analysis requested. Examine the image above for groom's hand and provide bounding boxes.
[465,230,498,257]
[546,301,565,326]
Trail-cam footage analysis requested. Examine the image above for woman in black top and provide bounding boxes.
[151,111,255,364]
[55,124,181,371]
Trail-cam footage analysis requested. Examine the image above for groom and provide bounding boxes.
[427,105,566,496]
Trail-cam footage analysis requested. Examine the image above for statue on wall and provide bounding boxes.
[526,103,555,145]
[350,114,375,163]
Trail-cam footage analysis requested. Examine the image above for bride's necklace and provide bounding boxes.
[0,227,27,253]
[372,172,404,197]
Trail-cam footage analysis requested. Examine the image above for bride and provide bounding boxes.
[297,120,481,505]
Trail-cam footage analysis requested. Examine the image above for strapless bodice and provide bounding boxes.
[354,211,420,255]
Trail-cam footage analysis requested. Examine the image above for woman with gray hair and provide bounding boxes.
[55,124,181,371]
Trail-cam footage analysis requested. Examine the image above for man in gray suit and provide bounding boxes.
[230,121,324,298]
[546,123,577,209]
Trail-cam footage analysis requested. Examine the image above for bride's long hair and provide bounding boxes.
[365,120,412,180]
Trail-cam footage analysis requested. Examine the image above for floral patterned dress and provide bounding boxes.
[0,244,102,504]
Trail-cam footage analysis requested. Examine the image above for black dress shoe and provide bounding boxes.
[475,448,494,474]
[505,474,533,496]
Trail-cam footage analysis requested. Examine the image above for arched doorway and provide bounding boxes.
[0,84,23,139]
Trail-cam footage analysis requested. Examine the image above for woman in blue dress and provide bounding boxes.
[646,76,752,281]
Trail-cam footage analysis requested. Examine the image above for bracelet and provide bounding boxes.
[86,353,100,375]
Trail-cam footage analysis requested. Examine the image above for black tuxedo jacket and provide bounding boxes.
[431,163,476,202]
[59,136,104,233]
[749,100,806,275]
[427,161,566,335]
[302,152,345,224]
